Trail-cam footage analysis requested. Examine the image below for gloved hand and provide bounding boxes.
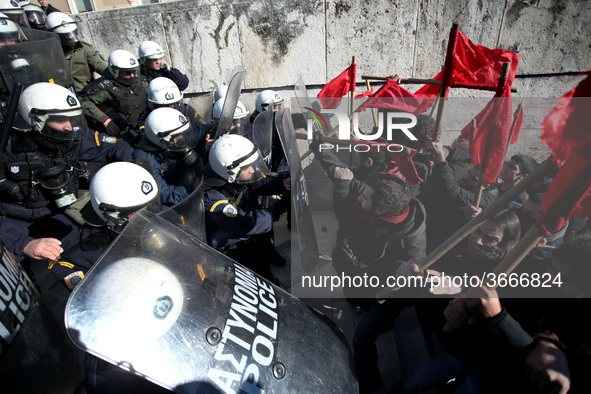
[269,192,291,221]
[339,238,367,270]
[309,129,322,153]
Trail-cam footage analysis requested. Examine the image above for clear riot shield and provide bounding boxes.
[185,89,215,126]
[0,27,74,94]
[251,105,274,166]
[276,107,320,273]
[214,66,246,138]
[157,177,206,243]
[65,210,356,393]
[293,75,323,133]
[0,239,79,393]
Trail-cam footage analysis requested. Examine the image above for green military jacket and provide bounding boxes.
[64,41,108,94]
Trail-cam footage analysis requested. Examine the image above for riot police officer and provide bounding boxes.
[134,107,208,205]
[22,3,46,30]
[200,133,289,284]
[138,40,188,91]
[45,12,108,94]
[80,49,148,137]
[0,82,133,265]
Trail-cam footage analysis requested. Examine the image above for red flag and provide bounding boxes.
[541,70,591,166]
[355,140,423,185]
[509,105,524,145]
[357,79,434,114]
[318,64,356,109]
[537,140,591,234]
[460,83,512,184]
[415,31,520,96]
[355,89,373,99]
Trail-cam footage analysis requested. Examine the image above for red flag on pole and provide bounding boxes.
[536,141,591,234]
[460,83,512,184]
[415,31,520,96]
[541,70,591,166]
[318,64,356,109]
[356,79,433,114]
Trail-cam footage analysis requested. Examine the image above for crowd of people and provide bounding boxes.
[1,2,590,394]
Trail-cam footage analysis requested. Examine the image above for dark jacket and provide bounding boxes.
[140,65,189,91]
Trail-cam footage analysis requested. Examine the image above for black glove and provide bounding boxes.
[309,129,322,153]
[338,238,367,270]
[269,192,290,221]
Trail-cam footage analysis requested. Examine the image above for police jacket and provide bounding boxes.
[140,65,189,91]
[0,128,133,219]
[132,138,193,206]
[80,71,148,129]
[64,41,108,94]
[201,169,286,249]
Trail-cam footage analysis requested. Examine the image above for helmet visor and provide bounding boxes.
[4,11,29,28]
[261,100,284,112]
[26,11,46,29]
[39,111,87,141]
[58,29,79,45]
[229,116,249,136]
[234,146,268,184]
[160,127,198,152]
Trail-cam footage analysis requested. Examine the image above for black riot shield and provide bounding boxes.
[65,210,356,393]
[275,107,320,273]
[0,27,74,94]
[214,66,246,138]
[157,177,206,243]
[0,239,79,393]
[251,105,274,166]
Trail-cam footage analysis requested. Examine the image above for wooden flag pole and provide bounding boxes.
[433,21,460,142]
[361,75,518,93]
[366,79,378,127]
[350,56,356,118]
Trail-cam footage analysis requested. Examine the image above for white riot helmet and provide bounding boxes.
[22,3,44,30]
[255,90,283,113]
[86,257,184,355]
[90,162,161,232]
[138,40,165,64]
[108,49,140,81]
[46,12,78,45]
[0,0,28,27]
[0,15,26,44]
[213,85,228,101]
[145,107,197,152]
[147,77,182,109]
[209,134,268,184]
[212,98,249,135]
[18,82,87,141]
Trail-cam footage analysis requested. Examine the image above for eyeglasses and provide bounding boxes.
[119,70,136,77]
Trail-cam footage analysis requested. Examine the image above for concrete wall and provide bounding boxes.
[73,0,591,162]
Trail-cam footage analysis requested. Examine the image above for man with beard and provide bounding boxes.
[45,12,108,95]
[80,49,148,137]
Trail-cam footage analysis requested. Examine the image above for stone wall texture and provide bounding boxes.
[74,0,591,162]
